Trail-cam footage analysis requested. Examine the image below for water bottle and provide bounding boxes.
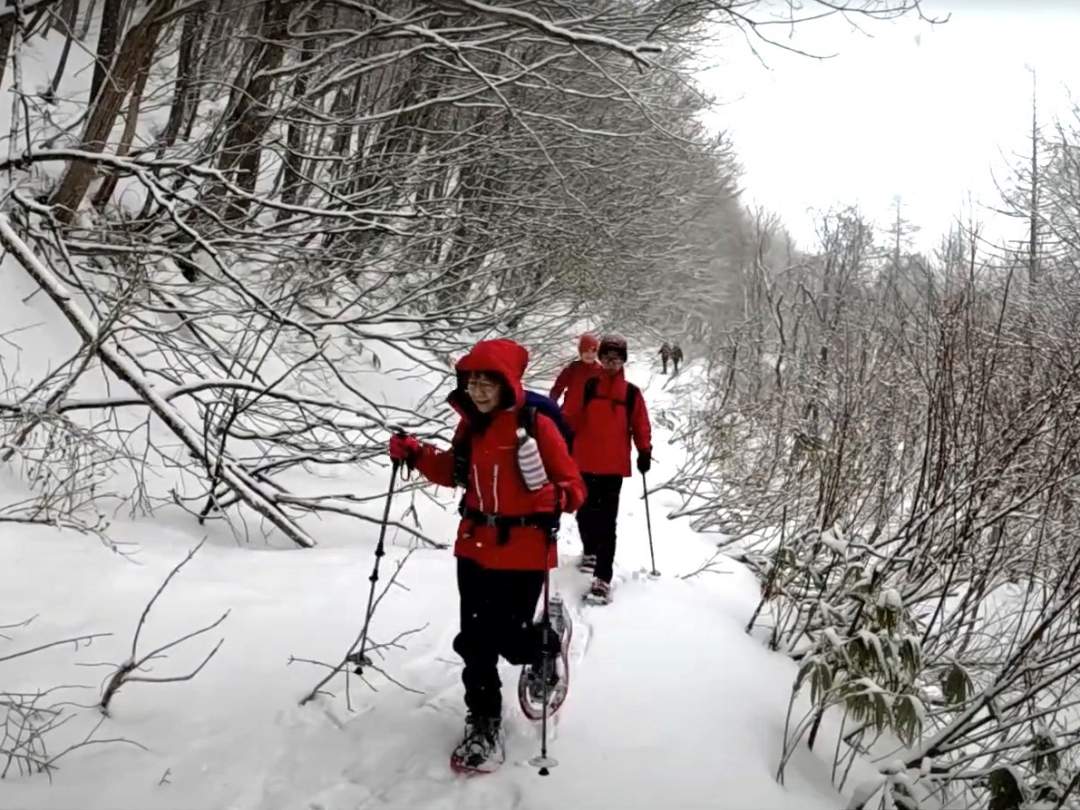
[517,428,549,491]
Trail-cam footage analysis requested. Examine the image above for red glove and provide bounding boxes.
[556,483,583,513]
[389,434,420,465]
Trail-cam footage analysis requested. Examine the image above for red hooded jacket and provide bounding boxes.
[549,359,602,430]
[413,339,587,571]
[565,369,652,477]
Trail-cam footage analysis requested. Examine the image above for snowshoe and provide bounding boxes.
[583,577,612,606]
[517,594,572,721]
[577,554,596,573]
[449,714,505,774]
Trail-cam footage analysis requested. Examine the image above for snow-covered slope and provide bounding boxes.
[2,353,851,810]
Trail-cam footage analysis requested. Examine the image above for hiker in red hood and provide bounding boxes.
[549,333,601,430]
[564,334,652,604]
[388,338,585,770]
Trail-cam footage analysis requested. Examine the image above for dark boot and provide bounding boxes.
[524,596,566,703]
[451,713,504,772]
[584,577,612,605]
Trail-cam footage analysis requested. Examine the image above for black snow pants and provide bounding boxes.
[575,473,624,583]
[453,558,553,719]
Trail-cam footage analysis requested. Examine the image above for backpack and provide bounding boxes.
[581,377,639,436]
[452,389,573,490]
[523,390,574,446]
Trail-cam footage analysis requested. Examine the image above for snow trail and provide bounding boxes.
[1,358,851,810]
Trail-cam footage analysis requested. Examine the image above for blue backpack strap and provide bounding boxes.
[518,404,538,435]
[523,389,574,445]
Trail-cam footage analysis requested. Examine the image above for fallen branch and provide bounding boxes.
[98,539,229,714]
[0,632,112,664]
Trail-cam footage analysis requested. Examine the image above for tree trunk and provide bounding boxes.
[211,0,289,219]
[200,0,238,79]
[51,0,173,223]
[280,8,316,213]
[78,0,98,39]
[160,3,206,149]
[89,0,126,105]
[46,0,80,102]
[0,19,15,91]
[91,27,153,210]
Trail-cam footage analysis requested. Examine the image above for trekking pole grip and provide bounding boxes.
[391,427,414,480]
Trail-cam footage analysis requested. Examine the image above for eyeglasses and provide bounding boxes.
[466,378,500,394]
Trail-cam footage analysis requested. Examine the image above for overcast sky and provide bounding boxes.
[698,0,1080,254]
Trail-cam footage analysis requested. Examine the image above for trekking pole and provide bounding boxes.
[344,449,404,675]
[300,451,403,707]
[642,471,660,578]
[529,520,560,776]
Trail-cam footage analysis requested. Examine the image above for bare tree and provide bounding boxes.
[674,186,1080,806]
[0,0,933,551]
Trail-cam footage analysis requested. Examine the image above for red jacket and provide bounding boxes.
[566,370,652,477]
[549,359,601,430]
[414,339,587,571]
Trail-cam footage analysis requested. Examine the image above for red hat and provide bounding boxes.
[578,333,600,352]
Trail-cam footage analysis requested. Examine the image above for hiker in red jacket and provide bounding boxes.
[549,333,601,431]
[564,334,652,604]
[388,338,586,771]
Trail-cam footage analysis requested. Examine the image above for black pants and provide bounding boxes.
[661,358,668,373]
[575,473,623,583]
[453,558,548,719]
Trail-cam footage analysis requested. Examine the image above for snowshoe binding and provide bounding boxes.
[583,577,612,606]
[577,554,596,573]
[450,714,505,774]
[517,594,572,721]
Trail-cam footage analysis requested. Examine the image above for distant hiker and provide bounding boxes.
[659,342,672,374]
[671,343,684,374]
[565,334,652,604]
[549,333,602,431]
[388,338,586,772]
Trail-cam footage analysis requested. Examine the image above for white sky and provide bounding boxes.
[698,0,1080,254]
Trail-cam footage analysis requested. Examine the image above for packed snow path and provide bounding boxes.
[2,361,849,810]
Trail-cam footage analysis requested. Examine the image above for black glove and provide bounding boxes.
[636,450,652,474]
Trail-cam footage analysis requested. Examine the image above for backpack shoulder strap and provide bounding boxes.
[625,383,639,435]
[583,376,600,406]
[451,421,476,489]
[518,405,539,437]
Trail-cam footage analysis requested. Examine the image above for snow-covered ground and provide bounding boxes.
[1,341,863,810]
